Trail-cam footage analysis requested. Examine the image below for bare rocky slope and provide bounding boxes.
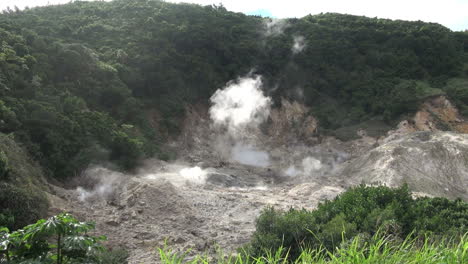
[338,131,468,200]
[46,97,468,263]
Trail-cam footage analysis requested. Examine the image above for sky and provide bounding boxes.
[1,0,467,31]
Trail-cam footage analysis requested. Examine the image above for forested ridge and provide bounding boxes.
[1,0,468,229]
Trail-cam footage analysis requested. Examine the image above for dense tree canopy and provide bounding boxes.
[0,0,466,180]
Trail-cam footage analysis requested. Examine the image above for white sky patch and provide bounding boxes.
[2,1,467,31]
[173,0,468,31]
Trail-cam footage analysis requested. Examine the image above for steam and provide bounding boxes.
[209,75,271,135]
[144,165,209,186]
[292,35,306,54]
[284,166,300,177]
[231,144,270,167]
[283,156,322,177]
[264,18,289,36]
[302,157,322,174]
[75,164,209,203]
[76,167,124,202]
[281,144,350,178]
[178,166,208,184]
[209,74,272,167]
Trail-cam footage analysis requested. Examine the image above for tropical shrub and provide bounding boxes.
[158,233,468,264]
[246,185,468,260]
[0,213,113,264]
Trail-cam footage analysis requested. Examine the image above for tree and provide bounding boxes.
[0,150,8,179]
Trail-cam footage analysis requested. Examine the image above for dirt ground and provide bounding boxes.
[46,98,468,263]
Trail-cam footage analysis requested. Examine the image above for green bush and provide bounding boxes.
[0,214,129,264]
[159,233,468,264]
[95,248,129,264]
[0,213,110,264]
[412,197,468,236]
[0,183,48,231]
[246,185,468,260]
[250,208,317,259]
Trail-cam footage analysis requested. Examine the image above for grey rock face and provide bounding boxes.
[338,132,468,199]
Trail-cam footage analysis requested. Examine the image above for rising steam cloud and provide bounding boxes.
[76,166,125,202]
[210,75,271,135]
[144,165,208,186]
[209,75,272,167]
[284,156,322,177]
[292,35,306,54]
[264,18,289,36]
[231,143,270,167]
[178,166,208,184]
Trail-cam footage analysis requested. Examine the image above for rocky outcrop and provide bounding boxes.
[267,98,318,145]
[339,132,468,200]
[420,96,468,133]
[384,96,468,143]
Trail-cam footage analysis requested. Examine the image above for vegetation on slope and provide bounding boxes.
[0,133,48,231]
[158,234,468,264]
[0,0,467,178]
[245,185,468,260]
[1,0,468,229]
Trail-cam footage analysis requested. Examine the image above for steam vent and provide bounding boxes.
[1,1,467,263]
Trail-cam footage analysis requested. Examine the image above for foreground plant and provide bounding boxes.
[0,213,106,263]
[157,233,468,264]
[247,185,468,260]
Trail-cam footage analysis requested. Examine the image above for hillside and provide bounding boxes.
[0,133,48,230]
[1,0,468,262]
[0,0,467,180]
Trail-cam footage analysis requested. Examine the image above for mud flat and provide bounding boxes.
[47,130,468,263]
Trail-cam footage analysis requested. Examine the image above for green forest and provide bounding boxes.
[1,0,468,179]
[1,0,468,262]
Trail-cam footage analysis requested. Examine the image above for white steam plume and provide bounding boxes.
[210,75,271,135]
[264,18,289,36]
[231,143,270,167]
[283,156,322,177]
[76,167,124,202]
[302,156,322,174]
[178,166,208,184]
[144,165,208,186]
[292,35,306,54]
[282,147,349,178]
[284,166,301,177]
[209,74,272,167]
